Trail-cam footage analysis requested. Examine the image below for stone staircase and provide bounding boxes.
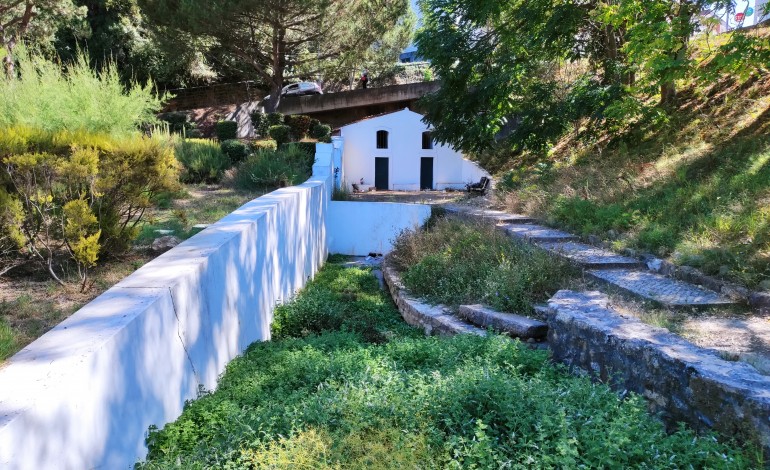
[446,206,739,310]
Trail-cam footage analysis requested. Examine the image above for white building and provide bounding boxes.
[338,108,490,191]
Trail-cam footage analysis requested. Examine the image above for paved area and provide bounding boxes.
[588,269,736,308]
[538,241,642,268]
[443,205,536,223]
[349,190,461,204]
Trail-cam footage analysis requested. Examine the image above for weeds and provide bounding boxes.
[391,217,578,313]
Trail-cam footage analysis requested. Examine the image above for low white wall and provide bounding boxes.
[0,145,334,469]
[327,201,431,255]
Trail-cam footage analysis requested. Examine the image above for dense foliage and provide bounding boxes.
[175,138,230,184]
[0,126,178,286]
[392,216,577,313]
[139,0,413,111]
[139,261,752,468]
[416,0,770,157]
[235,144,314,190]
[0,48,161,137]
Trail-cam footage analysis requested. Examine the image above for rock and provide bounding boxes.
[151,235,182,253]
[607,229,618,239]
[646,258,663,272]
[758,280,770,292]
[587,235,602,245]
[154,229,174,235]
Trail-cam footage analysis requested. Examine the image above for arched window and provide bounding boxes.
[376,130,389,149]
[422,131,433,150]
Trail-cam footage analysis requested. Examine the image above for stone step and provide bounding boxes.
[501,224,579,243]
[458,304,548,339]
[444,206,536,224]
[587,269,737,309]
[537,241,643,269]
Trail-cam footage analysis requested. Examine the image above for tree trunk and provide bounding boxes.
[263,26,287,113]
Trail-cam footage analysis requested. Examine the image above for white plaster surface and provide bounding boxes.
[327,201,431,255]
[339,109,490,191]
[0,144,334,469]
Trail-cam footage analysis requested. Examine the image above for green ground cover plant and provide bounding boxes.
[175,138,230,183]
[234,143,314,190]
[139,260,754,469]
[391,217,578,314]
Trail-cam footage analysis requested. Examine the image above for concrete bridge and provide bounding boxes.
[274,81,440,128]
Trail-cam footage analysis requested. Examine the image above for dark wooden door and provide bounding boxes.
[420,157,434,190]
[375,157,389,190]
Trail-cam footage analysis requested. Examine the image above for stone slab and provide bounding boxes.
[538,241,643,269]
[442,205,536,224]
[502,224,578,243]
[458,304,547,339]
[545,290,770,457]
[588,268,736,308]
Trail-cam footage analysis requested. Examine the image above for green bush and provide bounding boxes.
[285,114,312,139]
[140,262,752,469]
[215,120,238,141]
[285,141,316,157]
[235,144,314,190]
[219,139,249,164]
[250,139,278,152]
[158,112,201,138]
[310,123,332,141]
[0,48,162,137]
[0,126,179,285]
[268,124,291,146]
[266,112,284,126]
[549,196,634,236]
[250,111,269,137]
[392,217,576,313]
[175,138,231,183]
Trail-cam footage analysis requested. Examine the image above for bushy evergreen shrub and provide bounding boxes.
[0,48,162,137]
[0,126,179,285]
[266,112,284,126]
[250,139,278,152]
[284,114,312,139]
[175,138,231,183]
[310,123,332,142]
[250,111,269,137]
[234,144,314,190]
[268,124,291,146]
[215,120,238,141]
[219,139,249,164]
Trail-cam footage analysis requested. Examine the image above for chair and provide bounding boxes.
[466,176,490,195]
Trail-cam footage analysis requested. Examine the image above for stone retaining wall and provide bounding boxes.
[546,290,770,457]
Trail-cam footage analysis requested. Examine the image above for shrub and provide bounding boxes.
[268,124,291,146]
[310,123,332,142]
[215,120,238,141]
[284,114,312,139]
[285,141,316,157]
[175,138,231,183]
[158,112,201,138]
[250,111,268,137]
[219,139,249,164]
[0,126,179,286]
[392,217,576,313]
[266,112,284,126]
[250,139,278,152]
[0,48,162,137]
[234,144,314,190]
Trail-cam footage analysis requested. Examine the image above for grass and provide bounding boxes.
[501,74,770,288]
[135,186,263,245]
[138,259,756,469]
[390,216,579,314]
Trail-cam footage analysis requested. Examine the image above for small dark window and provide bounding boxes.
[422,131,433,149]
[376,130,389,149]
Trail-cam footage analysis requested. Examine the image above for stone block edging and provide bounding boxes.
[545,290,770,457]
[381,259,486,337]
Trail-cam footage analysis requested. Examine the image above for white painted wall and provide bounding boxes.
[0,144,334,469]
[340,109,490,191]
[327,201,431,255]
